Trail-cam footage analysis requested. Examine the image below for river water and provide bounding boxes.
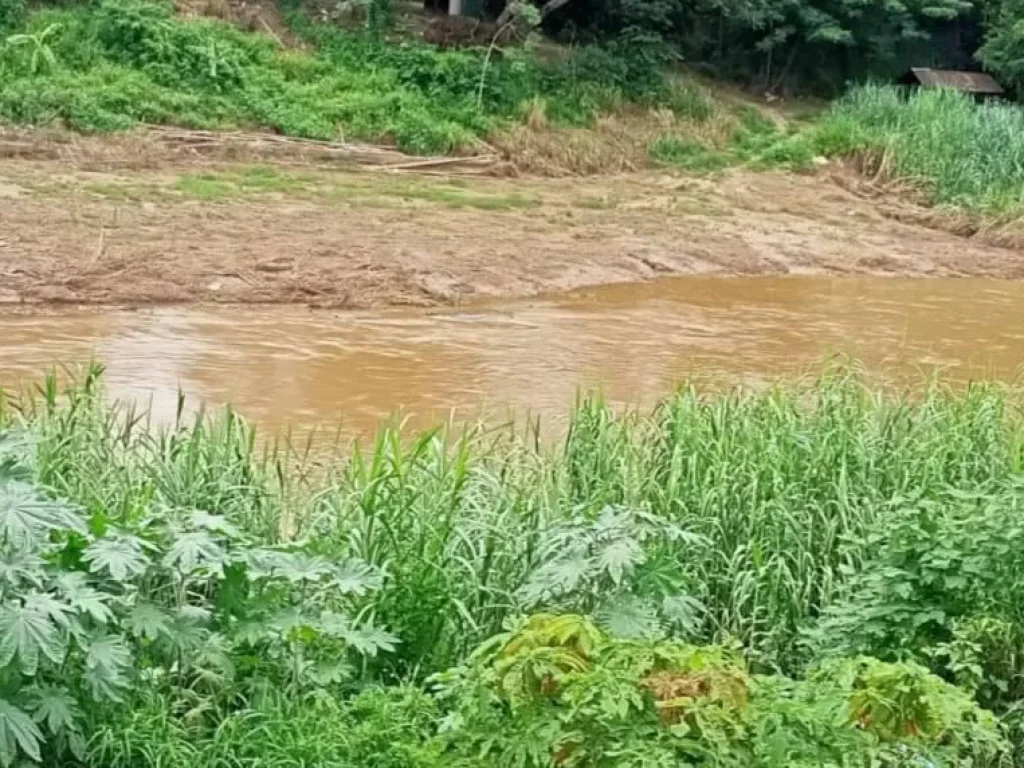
[1,277,1023,436]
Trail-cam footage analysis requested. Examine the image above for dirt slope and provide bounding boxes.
[1,155,1022,307]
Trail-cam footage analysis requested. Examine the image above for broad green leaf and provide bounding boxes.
[595,538,645,586]
[22,593,74,631]
[0,484,86,547]
[270,608,310,634]
[0,550,45,592]
[55,573,113,625]
[519,552,590,606]
[239,548,292,580]
[317,610,353,638]
[127,602,172,641]
[83,534,151,582]
[189,511,240,539]
[84,635,131,701]
[305,660,354,686]
[0,431,32,488]
[162,530,227,575]
[177,604,211,623]
[25,684,81,736]
[0,699,42,765]
[279,554,334,584]
[0,603,66,675]
[333,559,383,594]
[661,594,705,637]
[163,618,210,657]
[595,595,661,639]
[320,612,398,656]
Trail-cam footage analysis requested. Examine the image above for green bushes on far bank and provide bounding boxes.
[0,0,682,152]
[3,364,1024,765]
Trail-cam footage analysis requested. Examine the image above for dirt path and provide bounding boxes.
[1,153,1022,307]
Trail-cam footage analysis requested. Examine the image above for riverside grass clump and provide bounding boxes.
[814,84,1024,215]
[651,83,1024,220]
[0,0,688,153]
[0,364,1023,765]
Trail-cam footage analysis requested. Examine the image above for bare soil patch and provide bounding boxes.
[1,150,1022,308]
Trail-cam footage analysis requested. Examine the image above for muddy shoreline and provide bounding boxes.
[2,157,1023,308]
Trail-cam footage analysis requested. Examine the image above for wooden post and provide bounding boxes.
[449,0,462,15]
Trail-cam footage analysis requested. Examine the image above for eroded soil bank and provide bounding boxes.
[1,148,1023,307]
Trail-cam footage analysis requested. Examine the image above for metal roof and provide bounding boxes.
[904,68,1004,94]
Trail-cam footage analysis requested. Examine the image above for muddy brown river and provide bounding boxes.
[2,277,1023,437]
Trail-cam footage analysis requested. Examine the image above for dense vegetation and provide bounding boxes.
[1,365,1024,765]
[815,84,1024,214]
[0,0,689,152]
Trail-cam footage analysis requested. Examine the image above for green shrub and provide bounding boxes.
[433,614,1009,766]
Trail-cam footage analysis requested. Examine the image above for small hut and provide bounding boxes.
[900,68,1004,98]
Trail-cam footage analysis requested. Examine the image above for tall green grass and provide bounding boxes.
[5,364,1024,763]
[816,84,1024,214]
[7,365,1022,676]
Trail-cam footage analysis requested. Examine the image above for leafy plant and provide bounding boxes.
[518,505,706,640]
[433,613,753,766]
[4,23,60,75]
[0,423,393,765]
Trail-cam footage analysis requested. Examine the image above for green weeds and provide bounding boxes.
[0,0,674,154]
[3,365,1024,764]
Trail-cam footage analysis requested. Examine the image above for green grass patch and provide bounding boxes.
[172,166,313,199]
[649,136,732,172]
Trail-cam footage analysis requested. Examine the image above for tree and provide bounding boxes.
[978,0,1024,92]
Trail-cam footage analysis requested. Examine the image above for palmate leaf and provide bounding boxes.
[162,530,227,575]
[344,624,399,657]
[25,684,82,736]
[332,559,383,595]
[83,534,151,582]
[0,483,86,548]
[276,553,334,584]
[594,595,662,640]
[188,511,240,539]
[305,660,354,687]
[0,602,66,676]
[163,615,211,657]
[127,602,172,641]
[661,594,705,637]
[239,548,293,580]
[595,538,645,587]
[518,551,590,607]
[0,550,45,592]
[84,635,131,701]
[318,611,398,656]
[55,573,113,625]
[22,593,74,632]
[0,699,42,766]
[0,432,33,488]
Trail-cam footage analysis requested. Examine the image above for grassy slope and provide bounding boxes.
[0,0,714,154]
